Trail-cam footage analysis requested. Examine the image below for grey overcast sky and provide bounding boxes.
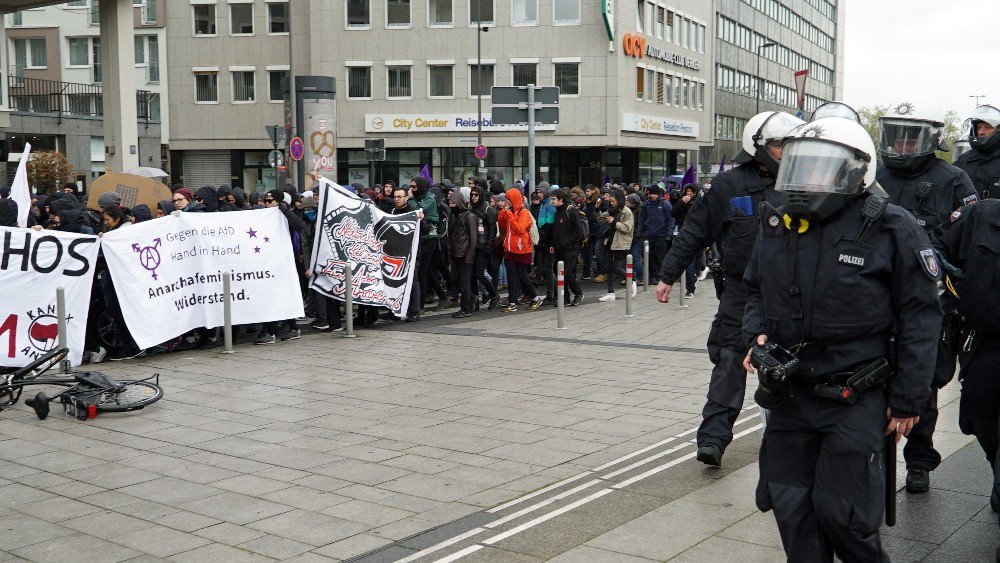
[842,0,999,120]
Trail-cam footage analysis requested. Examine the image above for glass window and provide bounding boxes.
[347,0,370,27]
[469,64,494,96]
[387,66,411,98]
[673,13,681,44]
[635,0,643,32]
[470,0,493,24]
[554,63,578,95]
[268,70,288,101]
[635,66,643,100]
[512,63,537,87]
[644,1,653,36]
[147,35,159,82]
[645,68,654,102]
[195,72,218,102]
[512,0,536,25]
[665,10,673,42]
[268,2,288,33]
[698,24,705,53]
[665,74,673,105]
[553,0,579,24]
[698,82,705,109]
[680,17,688,48]
[387,0,410,26]
[68,37,89,66]
[232,70,255,102]
[193,5,216,35]
[348,66,372,98]
[654,7,663,39]
[134,35,145,64]
[428,65,453,97]
[231,4,253,34]
[429,0,452,25]
[29,38,46,67]
[656,72,664,103]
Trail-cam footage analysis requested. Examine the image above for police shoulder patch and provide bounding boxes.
[917,248,942,280]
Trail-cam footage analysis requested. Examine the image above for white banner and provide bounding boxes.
[309,179,419,318]
[0,227,99,367]
[102,209,304,349]
[621,112,700,137]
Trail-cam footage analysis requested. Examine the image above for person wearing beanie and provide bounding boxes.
[469,182,500,311]
[459,186,472,205]
[172,188,204,212]
[639,183,674,286]
[0,199,17,228]
[598,189,635,302]
[129,204,153,223]
[446,190,479,318]
[97,192,122,210]
[497,188,542,312]
[195,186,219,212]
[255,186,306,345]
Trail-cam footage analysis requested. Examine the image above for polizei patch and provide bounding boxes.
[838,253,865,267]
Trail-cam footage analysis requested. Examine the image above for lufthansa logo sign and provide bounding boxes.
[622,32,703,71]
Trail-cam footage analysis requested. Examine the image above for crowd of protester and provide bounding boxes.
[0,175,709,360]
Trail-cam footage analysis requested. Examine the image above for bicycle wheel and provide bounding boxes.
[93,382,163,412]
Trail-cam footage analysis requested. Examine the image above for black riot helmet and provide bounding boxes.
[777,118,876,222]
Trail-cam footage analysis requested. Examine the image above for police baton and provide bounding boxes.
[885,433,897,527]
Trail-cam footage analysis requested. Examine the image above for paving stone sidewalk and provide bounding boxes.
[0,290,727,562]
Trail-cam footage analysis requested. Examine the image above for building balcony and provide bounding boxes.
[6,74,158,123]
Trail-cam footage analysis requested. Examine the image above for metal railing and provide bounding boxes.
[7,74,158,126]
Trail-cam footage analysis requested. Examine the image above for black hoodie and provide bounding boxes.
[158,199,174,217]
[195,186,219,212]
[0,199,18,227]
[471,184,497,250]
[447,191,478,262]
[231,187,248,209]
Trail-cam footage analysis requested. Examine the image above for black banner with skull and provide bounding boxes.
[309,180,420,317]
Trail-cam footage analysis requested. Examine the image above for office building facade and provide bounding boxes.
[167,0,713,191]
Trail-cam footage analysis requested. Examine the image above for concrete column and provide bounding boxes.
[99,0,139,172]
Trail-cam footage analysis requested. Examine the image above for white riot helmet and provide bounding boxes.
[777,118,877,222]
[734,111,806,175]
[969,105,1000,153]
[812,101,860,123]
[878,95,945,171]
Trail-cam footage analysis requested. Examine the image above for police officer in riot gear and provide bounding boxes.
[934,199,1000,561]
[656,111,804,467]
[812,101,860,123]
[744,117,942,561]
[876,95,978,493]
[956,104,1000,198]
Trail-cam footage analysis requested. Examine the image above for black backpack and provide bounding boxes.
[568,205,589,245]
[436,199,450,237]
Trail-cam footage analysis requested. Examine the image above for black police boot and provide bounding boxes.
[696,443,723,467]
[906,468,930,493]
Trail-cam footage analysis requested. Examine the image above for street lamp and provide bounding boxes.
[476,2,490,160]
[971,94,986,109]
[756,41,777,114]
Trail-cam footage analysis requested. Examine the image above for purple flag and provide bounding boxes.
[718,155,726,174]
[603,171,611,185]
[419,164,432,182]
[680,164,696,187]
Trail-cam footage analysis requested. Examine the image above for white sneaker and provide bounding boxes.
[89,346,107,364]
[698,267,710,281]
[598,293,617,302]
[630,281,637,297]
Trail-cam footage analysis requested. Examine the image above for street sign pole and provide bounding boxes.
[528,83,535,192]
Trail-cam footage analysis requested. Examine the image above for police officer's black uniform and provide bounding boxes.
[744,194,942,560]
[934,199,1000,549]
[956,136,1000,199]
[658,161,778,458]
[876,157,977,485]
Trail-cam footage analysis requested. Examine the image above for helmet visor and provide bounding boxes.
[878,119,939,157]
[776,140,869,195]
[971,105,1000,129]
[813,102,860,123]
[758,112,806,145]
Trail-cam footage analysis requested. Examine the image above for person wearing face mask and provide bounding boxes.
[656,111,804,467]
[875,96,978,494]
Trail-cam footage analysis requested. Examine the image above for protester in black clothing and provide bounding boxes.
[194,186,219,212]
[549,189,585,305]
[671,184,701,297]
[256,189,306,344]
[447,191,478,317]
[0,198,18,227]
[470,184,500,310]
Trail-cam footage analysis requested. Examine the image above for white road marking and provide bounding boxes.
[395,527,487,563]
[487,471,593,513]
[432,545,484,563]
[485,479,605,529]
[480,489,615,546]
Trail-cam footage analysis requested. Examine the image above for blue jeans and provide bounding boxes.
[684,260,698,294]
[628,240,645,281]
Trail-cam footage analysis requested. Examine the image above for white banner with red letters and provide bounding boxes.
[101,208,304,349]
[0,227,99,367]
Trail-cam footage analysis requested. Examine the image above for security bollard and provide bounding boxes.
[344,264,357,338]
[677,277,689,309]
[625,255,635,318]
[222,272,234,353]
[56,287,69,373]
[556,261,566,330]
[643,241,650,292]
